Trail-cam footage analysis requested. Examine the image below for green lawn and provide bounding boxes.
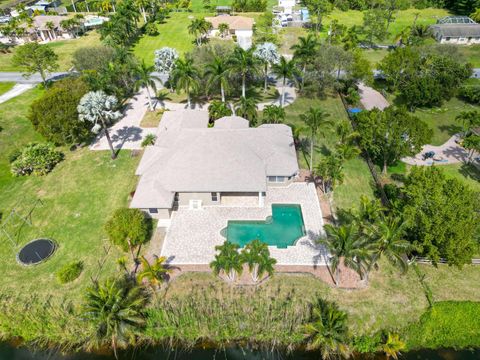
[0,89,139,301]
[283,95,374,210]
[0,32,101,72]
[0,82,15,96]
[322,8,450,44]
[405,302,480,349]
[435,163,480,193]
[412,97,479,146]
[458,45,480,68]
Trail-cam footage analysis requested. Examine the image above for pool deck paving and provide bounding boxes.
[153,183,328,267]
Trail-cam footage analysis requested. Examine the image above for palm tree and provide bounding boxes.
[382,332,405,360]
[271,56,299,106]
[134,0,148,22]
[235,96,258,125]
[208,100,232,121]
[137,255,172,290]
[456,110,480,135]
[170,58,200,108]
[253,42,280,93]
[300,107,332,172]
[368,217,412,274]
[45,21,56,40]
[77,91,122,159]
[228,46,259,98]
[336,120,359,145]
[315,155,345,194]
[188,18,212,46]
[204,56,230,102]
[318,224,371,287]
[240,239,276,282]
[291,34,317,88]
[83,279,147,359]
[135,60,161,111]
[210,241,243,282]
[262,104,285,124]
[304,299,351,360]
[218,22,229,38]
[335,142,360,161]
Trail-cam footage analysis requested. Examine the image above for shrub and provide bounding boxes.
[56,261,83,284]
[145,22,159,36]
[458,85,480,105]
[105,208,150,253]
[8,149,22,164]
[28,77,91,145]
[11,143,64,176]
[141,134,157,147]
[208,100,232,121]
[72,45,115,72]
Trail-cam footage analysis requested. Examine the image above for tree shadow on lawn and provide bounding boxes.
[459,163,480,182]
[438,124,463,137]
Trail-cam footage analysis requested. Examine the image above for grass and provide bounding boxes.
[134,12,206,65]
[322,8,450,44]
[140,109,165,127]
[458,45,480,68]
[439,163,480,193]
[362,49,389,66]
[279,27,307,55]
[0,32,101,72]
[0,88,140,301]
[405,302,480,349]
[0,82,15,96]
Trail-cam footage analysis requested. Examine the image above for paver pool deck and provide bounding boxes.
[158,183,328,266]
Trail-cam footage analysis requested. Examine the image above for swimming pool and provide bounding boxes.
[225,204,305,248]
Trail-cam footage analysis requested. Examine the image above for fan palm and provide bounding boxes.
[271,56,299,106]
[228,46,259,98]
[210,241,243,282]
[136,255,172,289]
[318,224,371,286]
[205,56,230,102]
[83,279,147,359]
[304,298,351,360]
[291,34,317,87]
[170,58,200,108]
[235,96,258,125]
[240,239,276,282]
[135,60,161,110]
[300,107,332,172]
[253,42,280,92]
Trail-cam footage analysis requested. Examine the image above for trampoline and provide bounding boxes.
[17,238,56,265]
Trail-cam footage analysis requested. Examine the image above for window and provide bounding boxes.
[268,176,286,183]
[149,208,158,214]
[211,192,218,201]
[445,37,451,41]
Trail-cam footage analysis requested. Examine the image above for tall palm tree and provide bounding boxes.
[253,42,280,93]
[170,58,200,108]
[304,299,351,360]
[235,96,258,125]
[135,60,161,110]
[315,155,345,194]
[83,279,147,359]
[210,241,243,282]
[134,0,148,22]
[368,217,412,274]
[300,107,332,172]
[45,21,56,40]
[228,46,259,98]
[240,239,276,282]
[318,224,371,287]
[137,255,172,290]
[188,18,212,46]
[77,91,122,159]
[291,34,317,88]
[262,104,285,124]
[456,110,480,135]
[204,56,230,102]
[271,56,299,107]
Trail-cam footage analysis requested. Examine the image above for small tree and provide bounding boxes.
[271,56,299,106]
[11,143,64,176]
[77,90,122,159]
[208,100,232,121]
[137,255,171,290]
[154,47,179,85]
[240,239,276,282]
[12,42,59,87]
[210,241,243,282]
[170,57,200,108]
[218,22,229,38]
[135,60,161,111]
[381,332,405,360]
[235,96,258,125]
[253,42,280,92]
[463,134,480,164]
[105,208,150,263]
[262,104,285,124]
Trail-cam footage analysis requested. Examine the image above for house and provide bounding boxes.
[130,111,299,219]
[430,16,480,45]
[30,15,72,41]
[205,15,254,49]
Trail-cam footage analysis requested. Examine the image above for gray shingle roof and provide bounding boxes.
[131,112,299,209]
[431,24,480,38]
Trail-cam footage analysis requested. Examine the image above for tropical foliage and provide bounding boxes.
[10,142,64,176]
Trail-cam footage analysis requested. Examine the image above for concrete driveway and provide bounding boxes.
[358,82,389,110]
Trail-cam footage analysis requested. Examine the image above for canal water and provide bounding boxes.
[0,343,479,360]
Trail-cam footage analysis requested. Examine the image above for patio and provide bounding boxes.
[152,183,328,267]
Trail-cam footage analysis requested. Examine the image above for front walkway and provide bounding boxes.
[90,88,157,151]
[150,183,327,267]
[0,83,34,104]
[358,82,389,110]
[402,134,472,166]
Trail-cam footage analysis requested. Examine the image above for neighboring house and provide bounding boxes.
[430,16,480,45]
[130,111,299,219]
[30,15,71,41]
[205,15,254,49]
[26,0,61,12]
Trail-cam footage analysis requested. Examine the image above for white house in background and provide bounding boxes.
[30,15,71,41]
[205,15,254,49]
[278,0,296,13]
[430,16,480,45]
[130,110,299,219]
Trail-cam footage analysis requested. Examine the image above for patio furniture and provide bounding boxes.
[422,151,435,160]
